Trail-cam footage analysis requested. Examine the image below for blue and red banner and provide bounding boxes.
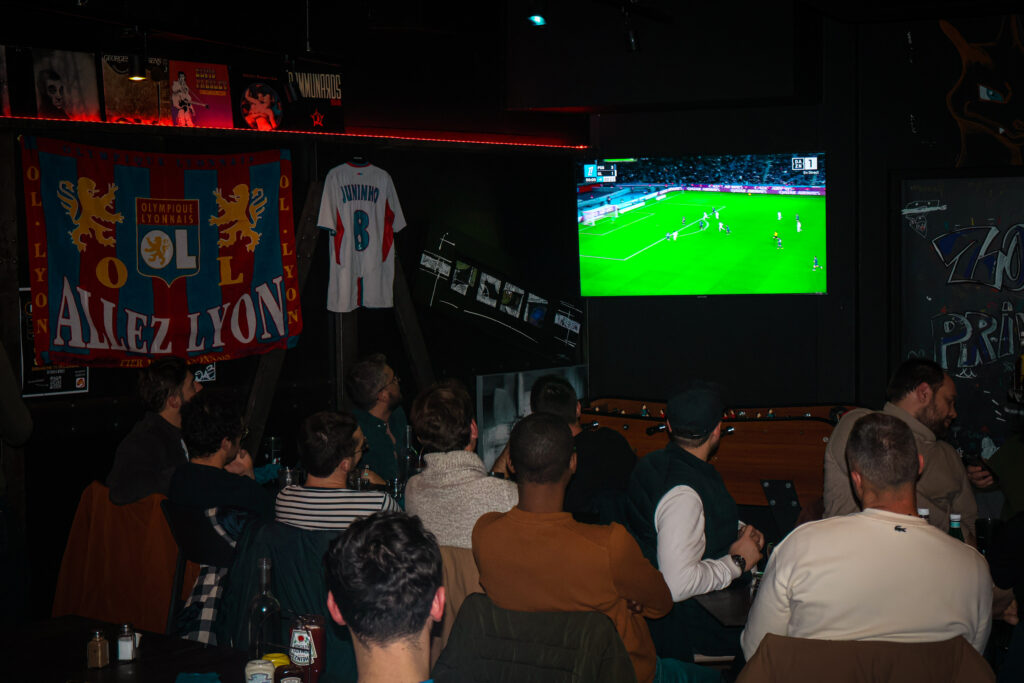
[22,137,302,366]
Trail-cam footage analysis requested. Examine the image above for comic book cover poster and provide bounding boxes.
[232,71,285,131]
[282,69,343,132]
[31,49,101,121]
[1,46,9,116]
[101,55,172,125]
[167,61,233,128]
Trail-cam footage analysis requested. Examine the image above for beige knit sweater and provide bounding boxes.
[404,450,518,548]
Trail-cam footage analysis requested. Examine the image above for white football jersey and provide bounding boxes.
[318,162,407,312]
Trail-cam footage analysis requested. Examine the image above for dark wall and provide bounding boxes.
[580,19,859,406]
[506,2,799,111]
[581,12,1024,408]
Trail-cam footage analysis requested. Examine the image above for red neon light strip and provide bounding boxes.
[3,115,588,150]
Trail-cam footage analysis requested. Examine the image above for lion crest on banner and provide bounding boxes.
[57,177,125,252]
[209,184,266,252]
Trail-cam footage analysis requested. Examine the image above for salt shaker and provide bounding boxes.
[117,623,136,662]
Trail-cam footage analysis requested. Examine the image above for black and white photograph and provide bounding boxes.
[476,273,501,307]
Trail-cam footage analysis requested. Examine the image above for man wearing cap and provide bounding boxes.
[625,381,764,662]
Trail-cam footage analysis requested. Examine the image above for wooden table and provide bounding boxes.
[6,615,249,683]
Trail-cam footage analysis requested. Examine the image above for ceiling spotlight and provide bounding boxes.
[526,1,547,27]
[128,54,147,81]
[124,27,148,81]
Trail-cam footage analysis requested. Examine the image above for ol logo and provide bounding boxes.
[136,197,201,285]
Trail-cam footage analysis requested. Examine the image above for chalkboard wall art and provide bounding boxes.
[901,174,1024,453]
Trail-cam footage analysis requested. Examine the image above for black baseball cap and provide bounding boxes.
[666,381,724,439]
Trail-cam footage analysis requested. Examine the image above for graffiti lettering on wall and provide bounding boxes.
[931,224,1024,290]
[933,300,1019,377]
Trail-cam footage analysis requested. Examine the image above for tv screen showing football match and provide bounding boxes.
[576,153,826,296]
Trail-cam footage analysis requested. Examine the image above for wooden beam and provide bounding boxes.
[393,255,435,391]
[334,311,359,409]
[242,181,323,458]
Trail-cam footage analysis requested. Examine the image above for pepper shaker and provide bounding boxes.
[87,630,109,668]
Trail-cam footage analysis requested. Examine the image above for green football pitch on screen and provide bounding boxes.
[578,190,826,296]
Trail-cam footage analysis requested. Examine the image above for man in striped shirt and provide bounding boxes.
[276,411,399,531]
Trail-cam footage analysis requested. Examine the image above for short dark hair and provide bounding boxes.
[346,353,390,410]
[138,358,190,412]
[846,412,919,490]
[673,431,713,450]
[325,512,441,645]
[529,375,578,426]
[886,358,946,403]
[181,391,243,458]
[410,379,474,453]
[509,412,574,484]
[297,411,360,477]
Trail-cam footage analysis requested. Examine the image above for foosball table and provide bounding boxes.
[583,399,849,514]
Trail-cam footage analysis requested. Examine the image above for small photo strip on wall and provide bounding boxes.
[477,273,501,307]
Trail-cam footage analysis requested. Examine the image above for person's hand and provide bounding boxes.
[729,524,763,573]
[966,464,995,489]
[365,468,387,486]
[1002,600,1019,626]
[226,449,254,478]
[625,599,644,614]
[741,524,766,552]
[490,445,511,476]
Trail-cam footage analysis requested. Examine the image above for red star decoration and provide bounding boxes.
[310,109,325,127]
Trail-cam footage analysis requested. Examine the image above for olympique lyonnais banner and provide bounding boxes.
[22,137,303,367]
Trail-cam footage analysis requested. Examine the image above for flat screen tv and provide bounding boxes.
[576,152,826,296]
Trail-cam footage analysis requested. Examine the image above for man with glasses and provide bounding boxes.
[346,353,407,485]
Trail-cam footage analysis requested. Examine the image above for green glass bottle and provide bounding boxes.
[948,513,964,542]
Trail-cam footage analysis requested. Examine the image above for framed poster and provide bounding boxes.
[18,288,89,397]
[475,364,587,469]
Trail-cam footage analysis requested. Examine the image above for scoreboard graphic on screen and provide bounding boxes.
[583,163,617,183]
[791,156,819,171]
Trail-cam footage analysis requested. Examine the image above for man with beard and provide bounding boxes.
[823,358,977,543]
[625,381,764,662]
[743,413,991,660]
[346,354,406,485]
[107,357,202,504]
